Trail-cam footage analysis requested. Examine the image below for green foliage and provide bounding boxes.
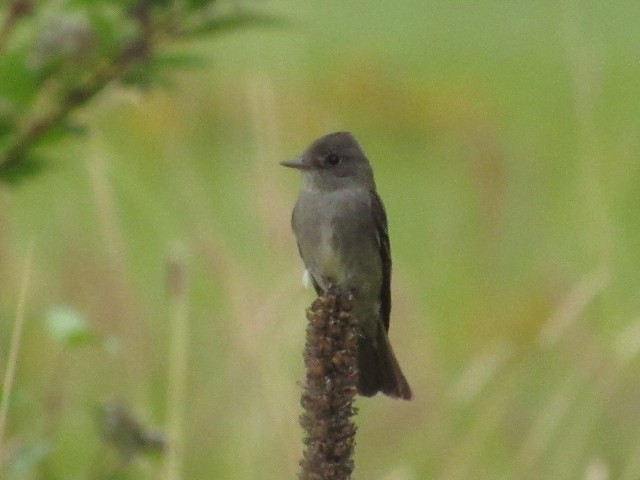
[120,51,206,89]
[0,154,46,185]
[0,0,281,185]
[0,49,39,108]
[182,11,288,38]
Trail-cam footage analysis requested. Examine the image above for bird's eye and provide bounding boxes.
[325,154,341,166]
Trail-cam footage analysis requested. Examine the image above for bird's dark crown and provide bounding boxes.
[304,131,370,174]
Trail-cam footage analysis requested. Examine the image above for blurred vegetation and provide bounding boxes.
[2,1,640,479]
[0,0,279,184]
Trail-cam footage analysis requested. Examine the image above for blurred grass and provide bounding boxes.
[2,1,640,479]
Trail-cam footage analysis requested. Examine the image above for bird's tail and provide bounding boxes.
[357,322,412,400]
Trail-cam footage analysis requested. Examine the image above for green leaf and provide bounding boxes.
[153,51,206,70]
[186,0,216,9]
[87,7,125,58]
[0,121,85,185]
[67,0,132,6]
[0,153,47,185]
[0,48,39,108]
[119,58,158,89]
[120,50,206,89]
[184,12,288,38]
[0,112,16,142]
[43,305,94,347]
[34,121,87,149]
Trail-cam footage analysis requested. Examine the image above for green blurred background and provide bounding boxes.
[2,1,640,479]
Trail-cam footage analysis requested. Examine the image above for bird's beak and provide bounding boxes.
[280,157,309,170]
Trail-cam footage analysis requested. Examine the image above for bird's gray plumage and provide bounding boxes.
[282,131,412,400]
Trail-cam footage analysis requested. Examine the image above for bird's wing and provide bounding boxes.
[371,190,392,332]
[292,202,323,296]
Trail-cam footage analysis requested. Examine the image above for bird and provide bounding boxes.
[281,131,412,400]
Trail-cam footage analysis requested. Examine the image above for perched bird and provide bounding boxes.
[281,132,412,400]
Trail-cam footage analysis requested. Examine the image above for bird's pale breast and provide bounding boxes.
[292,187,382,301]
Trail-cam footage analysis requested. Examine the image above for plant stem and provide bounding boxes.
[0,0,154,174]
[0,0,33,53]
[0,239,34,457]
[0,36,150,172]
[164,247,189,480]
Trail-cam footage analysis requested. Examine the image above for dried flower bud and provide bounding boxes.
[299,291,357,480]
